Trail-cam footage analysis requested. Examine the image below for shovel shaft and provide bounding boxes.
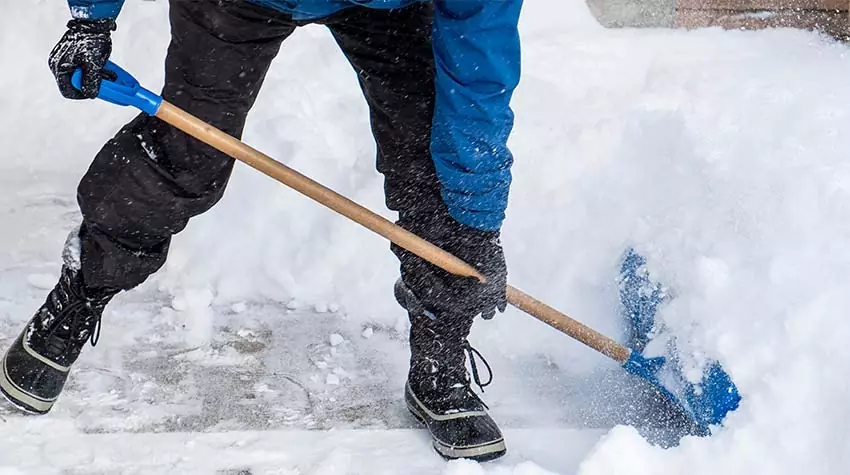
[155,100,632,365]
[505,286,630,363]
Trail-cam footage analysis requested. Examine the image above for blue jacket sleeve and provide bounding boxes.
[430,0,523,232]
[67,0,125,19]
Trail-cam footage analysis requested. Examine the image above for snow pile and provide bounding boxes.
[3,0,850,474]
[518,3,850,475]
[445,459,560,475]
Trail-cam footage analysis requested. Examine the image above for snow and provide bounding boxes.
[0,424,596,474]
[25,273,59,291]
[445,459,560,475]
[2,0,850,474]
[329,333,345,347]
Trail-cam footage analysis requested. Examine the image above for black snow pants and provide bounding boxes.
[76,0,462,320]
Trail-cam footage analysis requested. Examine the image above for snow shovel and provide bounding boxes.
[71,62,740,438]
[618,248,740,437]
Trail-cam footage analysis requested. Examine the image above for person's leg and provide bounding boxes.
[79,0,297,290]
[326,4,506,461]
[324,4,455,310]
[0,0,296,415]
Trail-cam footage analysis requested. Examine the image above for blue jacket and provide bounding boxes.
[67,0,522,231]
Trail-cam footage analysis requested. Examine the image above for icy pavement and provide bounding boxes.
[0,173,668,474]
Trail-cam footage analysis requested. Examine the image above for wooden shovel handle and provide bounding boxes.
[505,286,630,362]
[156,101,632,365]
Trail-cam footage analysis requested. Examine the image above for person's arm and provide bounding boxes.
[430,0,523,232]
[67,0,125,20]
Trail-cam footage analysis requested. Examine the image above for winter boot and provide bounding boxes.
[0,266,117,414]
[395,279,506,461]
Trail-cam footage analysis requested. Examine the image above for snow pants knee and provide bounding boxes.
[76,0,455,313]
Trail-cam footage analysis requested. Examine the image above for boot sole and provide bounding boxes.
[406,387,507,462]
[0,354,54,415]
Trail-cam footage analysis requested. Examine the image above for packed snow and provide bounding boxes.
[2,0,850,473]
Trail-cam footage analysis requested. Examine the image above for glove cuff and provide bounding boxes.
[450,221,501,248]
[67,18,117,34]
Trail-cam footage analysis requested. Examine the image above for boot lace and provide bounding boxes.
[43,301,103,355]
[464,342,493,392]
[37,272,108,358]
[431,341,494,411]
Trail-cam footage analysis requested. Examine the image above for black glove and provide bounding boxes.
[395,214,508,321]
[443,225,508,320]
[48,18,116,100]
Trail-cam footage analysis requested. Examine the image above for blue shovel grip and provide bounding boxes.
[70,61,162,116]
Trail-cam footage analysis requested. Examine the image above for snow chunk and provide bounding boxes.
[329,333,345,346]
[27,273,57,290]
[171,287,215,348]
[171,288,214,312]
[61,226,82,271]
[443,459,485,475]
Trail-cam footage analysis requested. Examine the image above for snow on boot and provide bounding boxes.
[0,266,117,414]
[396,280,506,461]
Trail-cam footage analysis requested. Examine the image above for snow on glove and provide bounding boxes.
[48,18,116,100]
[396,214,508,322]
[445,225,508,320]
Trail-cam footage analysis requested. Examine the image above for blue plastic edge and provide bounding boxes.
[622,351,711,437]
[70,61,162,116]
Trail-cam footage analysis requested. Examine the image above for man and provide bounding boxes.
[1,0,521,462]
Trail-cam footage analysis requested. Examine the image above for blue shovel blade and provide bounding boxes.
[618,248,741,437]
[618,248,666,353]
[623,351,740,436]
[684,361,741,429]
